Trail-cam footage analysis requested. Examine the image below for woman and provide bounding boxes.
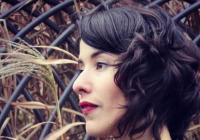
[72,6,200,140]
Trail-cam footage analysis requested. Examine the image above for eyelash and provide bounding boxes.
[77,63,84,72]
[77,62,113,72]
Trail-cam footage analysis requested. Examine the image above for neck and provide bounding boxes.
[103,126,171,140]
[160,126,171,140]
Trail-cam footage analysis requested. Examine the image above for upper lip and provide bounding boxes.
[79,101,99,108]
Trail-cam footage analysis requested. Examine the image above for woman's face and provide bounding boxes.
[73,40,127,137]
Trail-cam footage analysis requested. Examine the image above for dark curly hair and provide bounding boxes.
[79,6,200,140]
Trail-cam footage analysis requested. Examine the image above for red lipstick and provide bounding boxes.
[79,101,98,115]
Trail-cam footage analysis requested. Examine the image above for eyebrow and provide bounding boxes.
[78,50,105,64]
[91,50,105,58]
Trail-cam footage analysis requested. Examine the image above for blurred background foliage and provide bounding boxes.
[0,0,199,140]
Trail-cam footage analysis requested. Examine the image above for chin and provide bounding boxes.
[86,128,109,137]
[86,124,116,138]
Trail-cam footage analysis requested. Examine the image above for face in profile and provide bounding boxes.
[73,40,127,137]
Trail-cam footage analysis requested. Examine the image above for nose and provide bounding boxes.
[72,70,92,98]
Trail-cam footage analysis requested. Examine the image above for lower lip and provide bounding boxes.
[81,106,98,115]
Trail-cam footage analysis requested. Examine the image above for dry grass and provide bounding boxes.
[0,15,83,139]
[0,35,83,139]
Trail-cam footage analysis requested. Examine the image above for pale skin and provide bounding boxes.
[73,40,171,140]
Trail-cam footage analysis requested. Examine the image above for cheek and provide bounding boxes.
[105,81,126,107]
[101,78,127,126]
[104,87,127,123]
[97,69,126,108]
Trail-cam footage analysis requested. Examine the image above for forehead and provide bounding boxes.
[79,39,119,61]
[79,39,100,57]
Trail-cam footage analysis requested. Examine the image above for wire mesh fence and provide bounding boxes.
[0,0,199,139]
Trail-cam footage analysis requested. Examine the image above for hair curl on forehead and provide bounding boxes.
[79,6,200,140]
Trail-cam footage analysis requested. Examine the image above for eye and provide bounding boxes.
[96,62,109,70]
[77,61,84,72]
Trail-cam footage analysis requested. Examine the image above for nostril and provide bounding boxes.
[76,88,88,99]
[72,82,91,96]
[78,88,88,93]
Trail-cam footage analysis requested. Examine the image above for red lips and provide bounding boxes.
[79,101,98,115]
